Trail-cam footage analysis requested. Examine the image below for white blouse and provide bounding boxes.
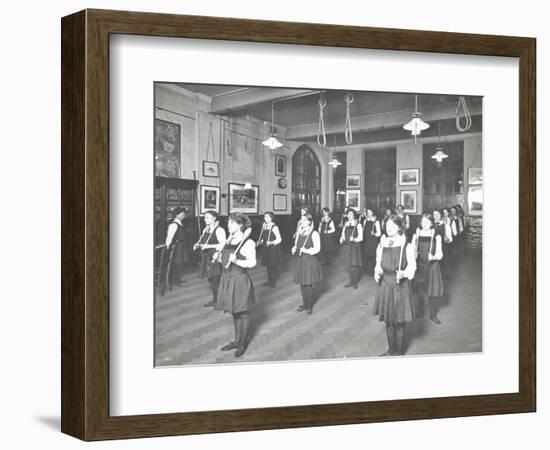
[340,221,364,243]
[318,218,336,234]
[201,225,226,250]
[296,230,321,255]
[231,237,257,268]
[374,234,417,280]
[260,224,282,246]
[165,218,183,248]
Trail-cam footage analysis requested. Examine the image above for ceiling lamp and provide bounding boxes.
[262,102,283,150]
[403,94,430,143]
[431,122,448,167]
[243,182,253,190]
[328,135,342,168]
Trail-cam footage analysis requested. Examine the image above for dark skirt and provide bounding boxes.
[414,261,444,297]
[260,244,281,267]
[364,235,379,257]
[343,242,363,267]
[199,250,222,279]
[216,268,256,314]
[320,233,337,253]
[293,254,323,285]
[374,274,416,324]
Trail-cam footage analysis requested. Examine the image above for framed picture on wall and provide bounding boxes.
[228,182,259,214]
[468,167,483,185]
[273,194,287,211]
[346,174,361,188]
[275,154,286,177]
[346,189,360,211]
[199,185,220,214]
[400,190,417,213]
[202,160,219,178]
[399,168,419,185]
[468,185,483,216]
[154,119,181,178]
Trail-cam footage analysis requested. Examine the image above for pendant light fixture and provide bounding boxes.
[403,94,430,143]
[328,135,342,168]
[262,102,283,151]
[431,121,448,167]
[243,182,253,190]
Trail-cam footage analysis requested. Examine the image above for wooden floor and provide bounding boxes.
[155,250,482,366]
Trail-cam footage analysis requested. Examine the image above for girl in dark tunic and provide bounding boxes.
[193,211,226,307]
[362,208,381,277]
[257,211,282,288]
[449,206,461,265]
[374,214,417,356]
[292,213,322,315]
[339,209,363,289]
[380,207,393,236]
[412,214,445,325]
[433,209,452,278]
[318,207,337,266]
[215,213,257,358]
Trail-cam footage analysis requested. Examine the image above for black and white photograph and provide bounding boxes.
[154,82,483,366]
[399,168,420,185]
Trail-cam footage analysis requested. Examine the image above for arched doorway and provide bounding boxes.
[292,145,321,220]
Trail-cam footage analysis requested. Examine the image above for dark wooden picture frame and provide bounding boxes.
[275,154,286,177]
[202,160,219,178]
[62,9,536,441]
[273,193,287,211]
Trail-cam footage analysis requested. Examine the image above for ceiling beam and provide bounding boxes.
[285,99,483,140]
[210,88,318,114]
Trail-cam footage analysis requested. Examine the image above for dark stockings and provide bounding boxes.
[203,275,220,307]
[300,285,314,314]
[266,265,278,286]
[428,296,442,325]
[381,322,406,356]
[347,266,360,287]
[221,312,250,357]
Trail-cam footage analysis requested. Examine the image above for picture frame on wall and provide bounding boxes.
[154,118,181,178]
[346,189,360,211]
[468,185,483,216]
[199,185,220,214]
[202,160,219,178]
[275,154,286,177]
[228,182,259,214]
[399,168,419,186]
[61,9,535,441]
[468,167,483,185]
[346,174,361,189]
[400,190,417,213]
[273,193,287,211]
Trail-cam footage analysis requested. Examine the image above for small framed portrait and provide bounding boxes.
[400,190,417,213]
[345,189,360,211]
[228,182,259,214]
[399,168,419,186]
[199,185,220,214]
[275,154,286,177]
[202,160,219,178]
[468,167,483,185]
[468,185,483,216]
[273,194,287,211]
[346,174,361,189]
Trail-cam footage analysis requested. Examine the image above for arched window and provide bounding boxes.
[292,145,321,219]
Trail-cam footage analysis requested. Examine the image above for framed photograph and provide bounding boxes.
[468,185,483,216]
[346,189,360,211]
[275,154,286,177]
[400,190,417,213]
[62,9,535,441]
[346,174,361,189]
[202,160,219,178]
[228,182,259,214]
[273,193,287,211]
[200,185,220,214]
[468,167,483,185]
[399,168,419,185]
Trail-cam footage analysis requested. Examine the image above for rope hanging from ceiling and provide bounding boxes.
[344,93,354,145]
[317,95,327,147]
[456,96,472,132]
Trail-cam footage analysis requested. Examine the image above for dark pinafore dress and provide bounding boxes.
[170,220,185,265]
[414,232,444,297]
[319,219,337,253]
[198,227,221,279]
[258,225,281,267]
[363,220,380,259]
[343,223,363,269]
[374,243,416,324]
[215,239,256,314]
[293,232,323,285]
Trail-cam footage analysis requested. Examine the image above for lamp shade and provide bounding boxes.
[243,182,253,190]
[403,112,430,138]
[431,148,449,162]
[262,135,283,150]
[328,157,342,168]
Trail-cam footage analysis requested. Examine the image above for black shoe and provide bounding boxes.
[379,350,393,357]
[234,346,247,358]
[344,283,353,288]
[353,285,358,289]
[203,300,216,307]
[221,342,238,351]
[430,315,442,325]
[296,305,305,312]
[305,309,312,315]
